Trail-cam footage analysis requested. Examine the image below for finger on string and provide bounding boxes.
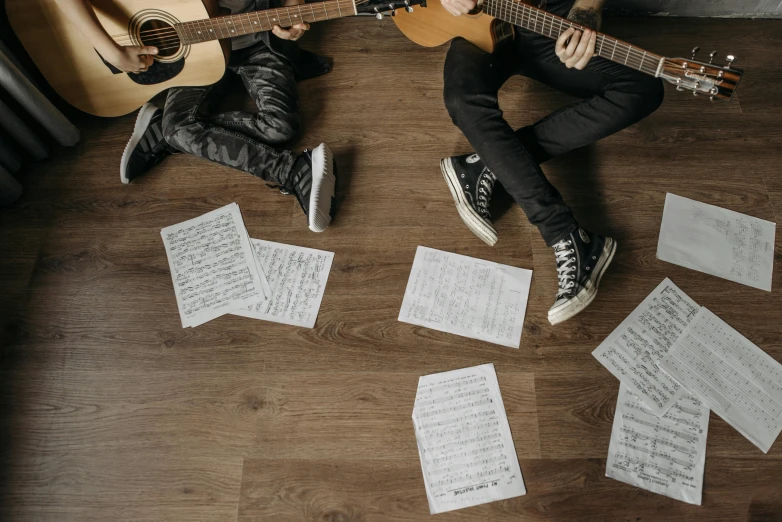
[555,27,575,54]
[454,0,474,13]
[574,32,596,70]
[573,29,590,58]
[565,29,581,57]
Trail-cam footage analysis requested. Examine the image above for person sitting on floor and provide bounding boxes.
[437,0,664,324]
[55,0,337,233]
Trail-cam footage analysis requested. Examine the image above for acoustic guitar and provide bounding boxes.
[392,0,743,101]
[6,0,422,117]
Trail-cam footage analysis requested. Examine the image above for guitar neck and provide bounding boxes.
[177,0,358,45]
[483,0,664,77]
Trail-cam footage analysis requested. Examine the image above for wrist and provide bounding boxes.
[567,6,602,30]
[96,40,123,60]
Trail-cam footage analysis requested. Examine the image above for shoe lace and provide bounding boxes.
[554,239,577,298]
[475,169,496,219]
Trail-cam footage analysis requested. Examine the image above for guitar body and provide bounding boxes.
[6,0,228,117]
[392,0,513,53]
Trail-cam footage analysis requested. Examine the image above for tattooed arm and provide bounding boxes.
[554,0,606,69]
[568,0,605,30]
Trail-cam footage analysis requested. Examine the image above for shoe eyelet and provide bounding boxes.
[592,256,596,260]
[461,174,465,178]
[465,184,469,189]
[586,266,591,271]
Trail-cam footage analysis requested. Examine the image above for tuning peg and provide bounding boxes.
[691,46,700,60]
[709,50,717,64]
[404,0,414,12]
[388,3,396,15]
[726,54,736,68]
[374,6,384,18]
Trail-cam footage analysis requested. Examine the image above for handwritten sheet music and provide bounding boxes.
[657,193,776,291]
[660,308,782,453]
[398,247,533,348]
[232,239,334,328]
[592,279,700,416]
[161,203,268,328]
[607,386,709,505]
[412,364,526,514]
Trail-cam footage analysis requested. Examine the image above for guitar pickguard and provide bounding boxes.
[127,59,186,85]
[95,50,186,85]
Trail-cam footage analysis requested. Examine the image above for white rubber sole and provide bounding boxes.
[120,102,160,184]
[548,238,617,325]
[308,143,336,233]
[441,158,498,246]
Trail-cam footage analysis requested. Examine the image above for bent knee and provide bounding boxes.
[260,113,300,145]
[616,78,665,121]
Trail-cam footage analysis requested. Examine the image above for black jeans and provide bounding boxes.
[162,41,300,187]
[443,14,665,246]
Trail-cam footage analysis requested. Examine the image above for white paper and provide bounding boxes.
[657,193,776,292]
[398,247,532,348]
[660,308,782,453]
[412,364,525,514]
[606,385,709,505]
[160,203,268,328]
[592,278,700,416]
[231,239,334,328]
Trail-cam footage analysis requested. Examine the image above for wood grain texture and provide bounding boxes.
[1,14,782,522]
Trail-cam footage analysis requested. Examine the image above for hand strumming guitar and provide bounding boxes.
[272,0,311,41]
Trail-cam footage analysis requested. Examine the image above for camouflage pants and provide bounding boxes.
[162,42,300,186]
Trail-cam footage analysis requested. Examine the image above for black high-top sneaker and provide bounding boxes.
[120,102,175,184]
[283,143,337,233]
[440,153,498,246]
[548,228,617,325]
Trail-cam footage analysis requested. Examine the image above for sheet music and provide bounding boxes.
[606,386,709,505]
[398,247,533,348]
[160,203,268,328]
[657,193,776,291]
[232,239,334,328]
[660,308,782,453]
[592,279,700,416]
[412,364,526,514]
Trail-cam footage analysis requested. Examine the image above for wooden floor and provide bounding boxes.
[2,15,782,522]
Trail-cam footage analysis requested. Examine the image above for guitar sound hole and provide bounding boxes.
[139,19,180,57]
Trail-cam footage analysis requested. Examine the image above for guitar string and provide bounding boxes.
[111,4,352,47]
[125,6,356,51]
[499,2,656,73]
[485,0,655,72]
[108,0,352,39]
[490,0,667,75]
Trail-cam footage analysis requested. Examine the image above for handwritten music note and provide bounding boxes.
[160,203,269,328]
[660,308,782,453]
[413,364,526,514]
[657,193,776,291]
[231,239,334,328]
[398,247,533,348]
[606,385,709,505]
[592,278,700,416]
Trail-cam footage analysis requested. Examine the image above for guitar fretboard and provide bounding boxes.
[483,0,663,77]
[176,0,358,45]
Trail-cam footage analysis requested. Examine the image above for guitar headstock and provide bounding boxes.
[356,0,426,19]
[661,48,743,102]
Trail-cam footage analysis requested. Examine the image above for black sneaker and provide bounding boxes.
[440,153,498,246]
[284,143,337,233]
[548,228,617,325]
[120,102,173,184]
